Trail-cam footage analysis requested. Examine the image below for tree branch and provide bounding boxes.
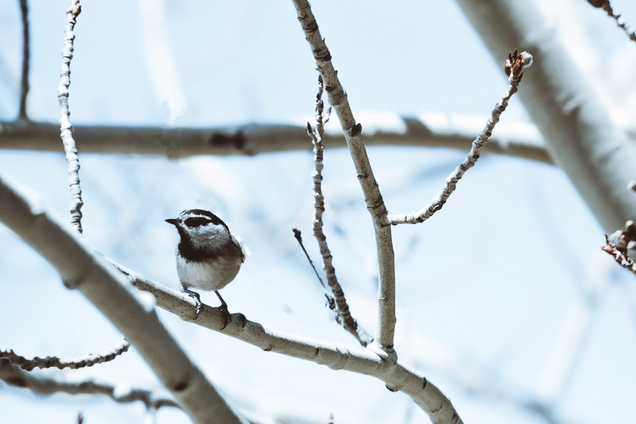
[291,0,397,355]
[0,359,180,410]
[455,0,636,233]
[58,0,84,234]
[602,235,636,275]
[587,0,636,43]
[18,0,30,120]
[306,76,373,346]
[0,170,248,424]
[0,338,129,371]
[113,263,463,424]
[292,227,337,312]
[388,51,532,225]
[0,117,551,163]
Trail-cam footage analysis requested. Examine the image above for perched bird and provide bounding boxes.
[166,209,245,318]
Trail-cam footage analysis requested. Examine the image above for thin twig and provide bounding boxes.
[0,359,179,410]
[306,76,372,346]
[0,338,130,371]
[58,0,84,234]
[292,228,337,310]
[388,51,533,225]
[292,0,397,354]
[587,0,636,43]
[53,0,132,376]
[18,0,30,120]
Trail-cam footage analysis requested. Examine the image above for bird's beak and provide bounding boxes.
[165,218,179,226]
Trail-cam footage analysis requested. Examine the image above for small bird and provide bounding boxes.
[166,209,245,318]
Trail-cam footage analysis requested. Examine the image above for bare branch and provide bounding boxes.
[587,0,636,43]
[0,359,180,410]
[455,0,636,233]
[0,338,129,371]
[18,0,30,120]
[388,51,533,225]
[292,228,337,311]
[0,171,248,424]
[58,0,84,234]
[0,117,551,163]
[115,263,463,424]
[292,0,397,355]
[306,77,372,347]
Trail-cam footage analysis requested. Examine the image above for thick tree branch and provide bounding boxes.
[0,116,551,163]
[455,0,636,232]
[0,171,248,424]
[114,263,463,424]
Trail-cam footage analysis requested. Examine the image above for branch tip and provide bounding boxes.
[505,50,533,80]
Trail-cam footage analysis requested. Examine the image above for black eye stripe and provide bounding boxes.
[184,217,212,227]
[183,209,224,226]
[179,209,225,226]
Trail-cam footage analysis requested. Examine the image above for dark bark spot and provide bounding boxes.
[351,123,362,137]
[209,131,246,152]
[173,380,189,392]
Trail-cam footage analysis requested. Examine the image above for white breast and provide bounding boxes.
[175,252,243,291]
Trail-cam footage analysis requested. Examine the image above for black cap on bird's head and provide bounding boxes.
[165,209,228,230]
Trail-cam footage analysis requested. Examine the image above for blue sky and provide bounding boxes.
[1,1,636,423]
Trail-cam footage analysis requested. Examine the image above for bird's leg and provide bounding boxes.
[214,290,229,313]
[181,283,203,319]
[214,290,231,327]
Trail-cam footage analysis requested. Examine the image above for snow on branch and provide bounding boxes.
[388,51,533,225]
[0,338,129,371]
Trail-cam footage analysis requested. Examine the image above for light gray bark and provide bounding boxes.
[455,0,636,232]
[0,117,551,163]
[0,171,248,424]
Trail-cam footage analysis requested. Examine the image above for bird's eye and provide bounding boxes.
[184,217,210,227]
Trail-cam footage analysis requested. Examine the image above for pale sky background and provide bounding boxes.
[1,1,636,424]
